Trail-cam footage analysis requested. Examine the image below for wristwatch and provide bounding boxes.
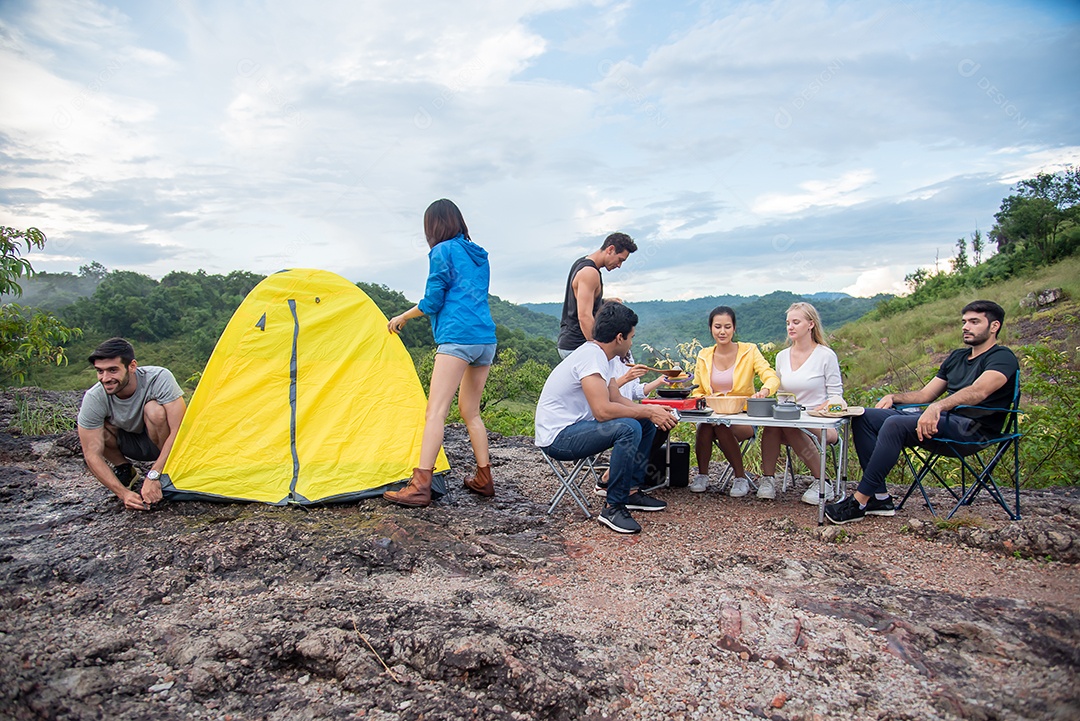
[146,470,161,482]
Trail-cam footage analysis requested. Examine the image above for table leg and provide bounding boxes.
[818,427,828,525]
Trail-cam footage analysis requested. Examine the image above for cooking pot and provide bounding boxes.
[745,397,777,417]
[772,401,804,420]
[656,385,697,399]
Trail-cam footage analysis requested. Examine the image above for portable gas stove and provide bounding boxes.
[642,397,705,411]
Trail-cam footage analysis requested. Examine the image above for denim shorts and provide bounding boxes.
[436,343,497,366]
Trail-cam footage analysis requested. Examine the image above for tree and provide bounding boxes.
[0,226,46,296]
[971,228,984,265]
[0,226,82,384]
[991,167,1080,254]
[951,236,969,273]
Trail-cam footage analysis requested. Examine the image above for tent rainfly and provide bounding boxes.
[161,268,449,504]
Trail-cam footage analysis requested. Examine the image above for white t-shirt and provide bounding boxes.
[534,342,615,447]
[611,355,646,401]
[775,345,843,409]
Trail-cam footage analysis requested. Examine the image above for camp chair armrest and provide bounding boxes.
[895,402,1019,415]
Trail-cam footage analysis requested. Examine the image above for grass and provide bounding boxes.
[934,515,988,531]
[12,394,77,435]
[832,255,1080,390]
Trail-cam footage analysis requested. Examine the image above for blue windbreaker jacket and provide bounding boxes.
[417,234,497,345]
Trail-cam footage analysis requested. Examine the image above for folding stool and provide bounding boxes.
[539,448,603,519]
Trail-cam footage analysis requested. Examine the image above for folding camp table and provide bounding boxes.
[677,410,850,525]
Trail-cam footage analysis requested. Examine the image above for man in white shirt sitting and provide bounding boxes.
[535,302,678,534]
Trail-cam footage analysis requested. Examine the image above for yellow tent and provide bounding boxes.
[161,268,449,504]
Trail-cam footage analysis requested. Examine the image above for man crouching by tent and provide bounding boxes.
[535,302,677,534]
[76,338,187,511]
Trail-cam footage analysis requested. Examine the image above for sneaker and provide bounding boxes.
[114,463,141,489]
[594,481,608,497]
[625,491,667,512]
[756,476,776,500]
[598,504,641,534]
[800,479,836,506]
[864,496,896,516]
[824,496,866,525]
[729,477,750,497]
[689,473,709,493]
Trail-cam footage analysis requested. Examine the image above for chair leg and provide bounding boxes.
[542,453,596,519]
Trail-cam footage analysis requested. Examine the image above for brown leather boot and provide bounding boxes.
[464,464,494,497]
[384,468,433,507]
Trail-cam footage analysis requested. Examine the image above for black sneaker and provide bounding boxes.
[825,496,866,525]
[114,463,140,489]
[625,491,667,512]
[864,496,896,516]
[594,481,608,497]
[598,504,641,534]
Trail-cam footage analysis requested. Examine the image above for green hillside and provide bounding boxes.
[829,254,1080,487]
[523,291,886,354]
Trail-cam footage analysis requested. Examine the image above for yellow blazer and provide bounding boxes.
[691,342,780,398]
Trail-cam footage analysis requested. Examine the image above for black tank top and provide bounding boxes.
[557,257,602,351]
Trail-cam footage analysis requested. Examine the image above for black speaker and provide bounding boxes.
[646,442,690,487]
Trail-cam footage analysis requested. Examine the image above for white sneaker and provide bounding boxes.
[729,477,750,497]
[690,473,709,493]
[801,479,836,505]
[756,475,776,500]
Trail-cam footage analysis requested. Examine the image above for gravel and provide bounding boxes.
[1,389,1078,720]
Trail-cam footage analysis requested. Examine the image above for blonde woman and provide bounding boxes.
[758,302,843,502]
[690,306,779,496]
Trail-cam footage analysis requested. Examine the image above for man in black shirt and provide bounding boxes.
[826,300,1019,525]
[557,232,638,358]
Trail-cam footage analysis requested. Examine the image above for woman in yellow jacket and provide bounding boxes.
[690,306,779,496]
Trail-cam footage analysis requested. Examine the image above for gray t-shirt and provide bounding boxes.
[77,366,184,433]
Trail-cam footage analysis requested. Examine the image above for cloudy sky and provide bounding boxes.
[1,0,1078,304]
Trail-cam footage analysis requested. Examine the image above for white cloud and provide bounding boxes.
[752,169,876,215]
[841,266,912,297]
[1,0,1078,304]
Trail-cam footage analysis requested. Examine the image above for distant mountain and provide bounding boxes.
[511,291,890,357]
[522,294,752,321]
[489,295,559,340]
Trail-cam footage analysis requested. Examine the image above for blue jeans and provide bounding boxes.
[852,408,987,496]
[542,418,656,506]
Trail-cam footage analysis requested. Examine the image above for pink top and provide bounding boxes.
[711,363,734,394]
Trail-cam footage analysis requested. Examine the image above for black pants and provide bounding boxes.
[851,408,985,496]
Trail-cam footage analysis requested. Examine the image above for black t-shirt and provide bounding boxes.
[557,257,602,351]
[935,345,1019,435]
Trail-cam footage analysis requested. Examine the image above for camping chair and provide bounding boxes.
[782,429,842,494]
[896,376,1022,520]
[539,449,603,519]
[712,430,757,492]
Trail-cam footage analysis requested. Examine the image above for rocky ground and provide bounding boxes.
[1,389,1078,721]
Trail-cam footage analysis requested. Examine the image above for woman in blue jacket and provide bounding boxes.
[384,199,498,507]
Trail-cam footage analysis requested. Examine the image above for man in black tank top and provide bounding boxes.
[557,232,638,357]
